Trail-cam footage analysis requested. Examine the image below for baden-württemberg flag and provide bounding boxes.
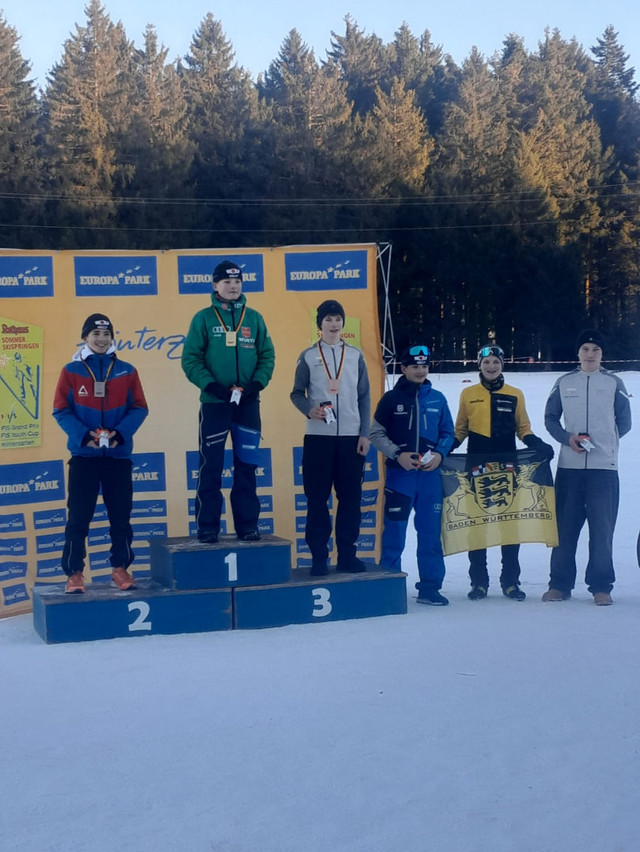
[440,448,558,556]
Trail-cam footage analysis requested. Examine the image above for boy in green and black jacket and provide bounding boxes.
[182,260,275,543]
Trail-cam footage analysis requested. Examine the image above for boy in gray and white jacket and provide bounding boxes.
[543,329,632,605]
[290,300,370,575]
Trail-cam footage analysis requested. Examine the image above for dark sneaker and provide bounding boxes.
[467,586,488,600]
[310,560,329,576]
[237,530,261,542]
[503,585,526,601]
[197,531,218,544]
[417,590,449,606]
[542,588,571,602]
[336,557,367,573]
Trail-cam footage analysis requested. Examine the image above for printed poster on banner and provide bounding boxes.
[440,448,558,555]
[0,316,43,449]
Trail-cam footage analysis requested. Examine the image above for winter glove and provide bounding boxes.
[523,434,554,461]
[205,381,232,402]
[240,380,263,403]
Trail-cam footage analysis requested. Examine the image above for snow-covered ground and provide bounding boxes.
[1,371,639,852]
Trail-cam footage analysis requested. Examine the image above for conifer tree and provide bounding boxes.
[0,13,41,247]
[41,0,137,247]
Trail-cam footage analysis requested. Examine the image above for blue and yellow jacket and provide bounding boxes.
[53,346,148,459]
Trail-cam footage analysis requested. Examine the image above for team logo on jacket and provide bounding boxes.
[241,326,251,338]
[395,404,405,413]
[470,462,515,514]
[78,385,89,397]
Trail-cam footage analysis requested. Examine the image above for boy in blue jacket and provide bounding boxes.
[53,313,148,593]
[370,345,455,604]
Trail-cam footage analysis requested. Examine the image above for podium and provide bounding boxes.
[33,534,407,643]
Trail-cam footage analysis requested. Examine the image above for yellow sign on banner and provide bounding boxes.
[0,317,43,450]
[440,450,558,555]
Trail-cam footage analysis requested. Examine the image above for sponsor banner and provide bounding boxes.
[132,453,166,492]
[295,516,306,533]
[361,490,377,507]
[186,449,272,490]
[115,327,184,362]
[0,460,65,507]
[177,254,264,295]
[292,447,303,487]
[0,537,27,556]
[295,537,333,554]
[33,508,66,529]
[295,494,307,511]
[36,557,65,580]
[132,543,151,563]
[285,250,367,291]
[93,504,108,522]
[363,448,379,482]
[259,495,273,513]
[35,532,66,554]
[2,583,29,606]
[258,518,274,535]
[188,496,230,519]
[0,513,26,532]
[132,522,168,540]
[131,499,167,518]
[74,255,158,297]
[0,256,54,298]
[360,511,377,528]
[440,449,558,555]
[188,520,228,537]
[89,551,111,572]
[0,561,28,581]
[0,316,43,448]
[87,527,110,547]
[356,534,376,552]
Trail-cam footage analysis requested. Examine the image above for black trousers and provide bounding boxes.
[549,468,619,594]
[196,400,261,536]
[62,456,133,576]
[468,545,521,589]
[302,434,364,564]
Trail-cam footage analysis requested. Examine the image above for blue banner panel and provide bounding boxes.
[74,256,158,297]
[177,254,264,295]
[285,250,368,291]
[0,256,54,298]
[0,513,26,533]
[131,453,166,492]
[33,508,66,530]
[0,561,28,581]
[0,460,65,507]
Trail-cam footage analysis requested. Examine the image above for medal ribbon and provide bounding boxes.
[83,358,115,387]
[213,304,247,336]
[317,340,345,382]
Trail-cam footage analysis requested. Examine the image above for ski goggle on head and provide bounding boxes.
[477,345,504,365]
[401,345,431,366]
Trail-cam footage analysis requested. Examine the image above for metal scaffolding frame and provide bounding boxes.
[376,241,396,373]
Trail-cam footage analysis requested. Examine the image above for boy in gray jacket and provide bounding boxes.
[543,329,631,605]
[290,300,370,575]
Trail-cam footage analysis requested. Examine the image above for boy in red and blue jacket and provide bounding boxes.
[370,344,454,605]
[53,313,148,593]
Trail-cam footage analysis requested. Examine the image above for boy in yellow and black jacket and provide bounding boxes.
[452,344,553,601]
